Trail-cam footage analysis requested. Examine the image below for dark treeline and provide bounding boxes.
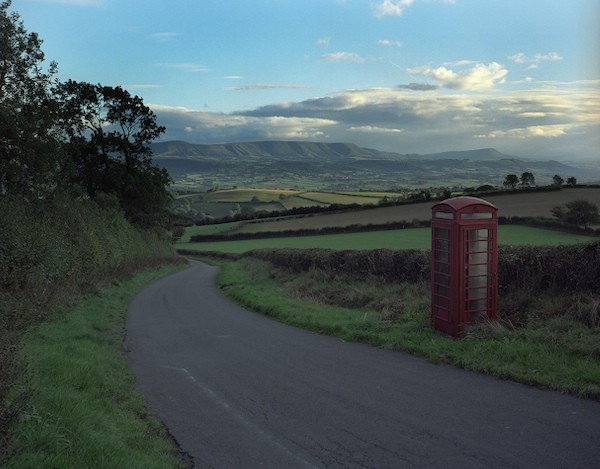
[0,1,171,227]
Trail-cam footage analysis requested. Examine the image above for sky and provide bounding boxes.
[15,0,600,161]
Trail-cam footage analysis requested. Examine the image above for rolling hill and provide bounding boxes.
[150,140,595,191]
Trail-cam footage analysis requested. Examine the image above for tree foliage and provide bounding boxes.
[57,81,171,226]
[551,199,600,229]
[0,2,172,227]
[503,174,519,189]
[0,0,60,196]
[552,174,564,187]
[520,171,535,187]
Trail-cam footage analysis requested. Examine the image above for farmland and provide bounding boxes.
[171,187,401,221]
[232,187,600,234]
[176,225,598,254]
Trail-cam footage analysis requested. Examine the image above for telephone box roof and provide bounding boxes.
[432,196,498,213]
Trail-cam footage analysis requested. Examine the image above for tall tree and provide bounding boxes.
[552,175,564,187]
[551,199,599,229]
[520,171,535,187]
[0,0,61,196]
[567,176,577,186]
[503,174,519,189]
[57,80,171,226]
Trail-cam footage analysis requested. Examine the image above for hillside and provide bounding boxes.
[151,140,595,191]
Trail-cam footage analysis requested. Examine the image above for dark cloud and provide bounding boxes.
[151,85,599,161]
[397,83,439,91]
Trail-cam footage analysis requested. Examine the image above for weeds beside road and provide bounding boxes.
[2,265,188,469]
[215,255,600,400]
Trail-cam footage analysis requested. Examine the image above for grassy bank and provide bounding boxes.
[0,195,181,464]
[3,265,189,468]
[216,257,600,399]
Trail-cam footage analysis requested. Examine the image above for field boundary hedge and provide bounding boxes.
[189,217,600,243]
[243,241,600,293]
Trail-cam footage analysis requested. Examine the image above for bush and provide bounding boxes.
[245,241,600,295]
[0,194,177,456]
[0,195,174,330]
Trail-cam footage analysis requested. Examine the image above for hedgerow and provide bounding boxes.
[0,195,178,461]
[244,241,600,294]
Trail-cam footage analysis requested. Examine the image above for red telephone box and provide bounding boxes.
[431,196,498,338]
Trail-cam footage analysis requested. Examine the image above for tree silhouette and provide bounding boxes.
[57,81,171,226]
[552,175,564,187]
[551,199,599,229]
[503,174,519,189]
[520,172,535,187]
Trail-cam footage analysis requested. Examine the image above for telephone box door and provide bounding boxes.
[462,226,497,330]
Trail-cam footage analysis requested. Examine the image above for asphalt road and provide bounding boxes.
[125,261,600,469]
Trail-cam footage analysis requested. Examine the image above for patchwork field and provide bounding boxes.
[171,188,404,219]
[232,187,600,234]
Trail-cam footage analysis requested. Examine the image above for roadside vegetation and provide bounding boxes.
[212,243,600,399]
[3,265,188,468]
[0,3,184,465]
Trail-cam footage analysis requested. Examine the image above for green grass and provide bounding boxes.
[3,265,189,469]
[178,221,242,242]
[177,225,598,254]
[217,258,600,399]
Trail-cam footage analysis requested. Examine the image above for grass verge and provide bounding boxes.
[3,264,190,469]
[217,257,600,400]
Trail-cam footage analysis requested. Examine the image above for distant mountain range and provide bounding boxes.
[150,140,598,190]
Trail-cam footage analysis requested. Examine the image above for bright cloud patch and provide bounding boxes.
[372,0,415,18]
[378,39,403,47]
[509,52,563,69]
[320,52,367,63]
[475,124,571,139]
[348,125,404,134]
[408,62,508,90]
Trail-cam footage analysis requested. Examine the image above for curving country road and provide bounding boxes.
[125,261,600,469]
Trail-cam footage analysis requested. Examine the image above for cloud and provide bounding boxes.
[317,36,332,46]
[225,83,309,91]
[224,75,244,80]
[408,62,508,90]
[379,39,403,47]
[150,84,599,160]
[509,52,563,69]
[398,83,438,91]
[156,62,211,73]
[348,125,404,134]
[149,32,180,43]
[372,0,415,18]
[319,52,367,63]
[474,124,571,139]
[150,104,336,142]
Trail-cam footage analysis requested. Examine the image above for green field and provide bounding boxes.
[177,225,598,254]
